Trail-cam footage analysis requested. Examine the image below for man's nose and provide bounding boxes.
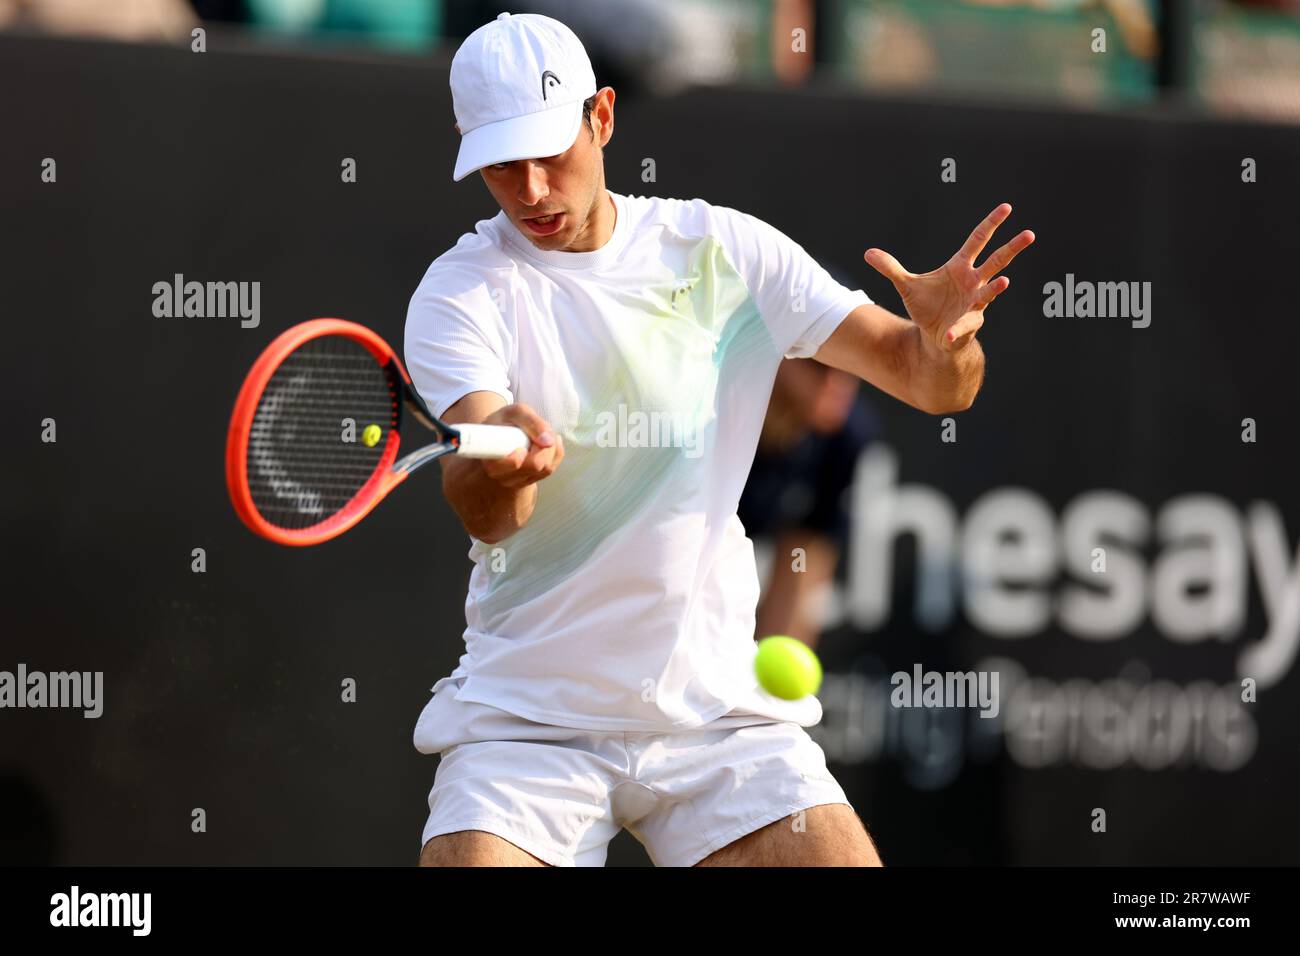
[517,161,548,204]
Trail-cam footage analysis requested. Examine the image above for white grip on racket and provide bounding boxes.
[454,423,531,459]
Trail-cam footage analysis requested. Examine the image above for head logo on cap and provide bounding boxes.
[449,13,598,182]
[541,70,563,101]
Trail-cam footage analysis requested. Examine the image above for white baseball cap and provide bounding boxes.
[450,12,598,182]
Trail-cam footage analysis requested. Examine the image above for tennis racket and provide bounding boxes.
[225,318,528,546]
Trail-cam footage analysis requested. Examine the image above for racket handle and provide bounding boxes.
[454,424,531,459]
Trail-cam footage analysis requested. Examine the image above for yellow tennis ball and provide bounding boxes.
[754,635,822,700]
[361,424,383,447]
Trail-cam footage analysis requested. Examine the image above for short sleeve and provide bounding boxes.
[403,267,515,420]
[710,204,872,360]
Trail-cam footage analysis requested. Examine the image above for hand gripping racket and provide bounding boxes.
[225,318,528,546]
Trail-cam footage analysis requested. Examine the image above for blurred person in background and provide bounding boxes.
[965,0,1157,58]
[0,0,196,39]
[194,0,438,49]
[771,0,817,84]
[739,358,881,650]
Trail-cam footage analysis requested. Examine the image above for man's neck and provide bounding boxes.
[566,188,616,253]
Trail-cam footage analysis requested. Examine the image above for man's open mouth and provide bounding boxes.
[521,212,565,236]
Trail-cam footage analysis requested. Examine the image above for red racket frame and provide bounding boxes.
[225,318,414,546]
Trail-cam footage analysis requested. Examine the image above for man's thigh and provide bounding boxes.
[694,803,883,867]
[420,830,551,867]
[420,734,627,866]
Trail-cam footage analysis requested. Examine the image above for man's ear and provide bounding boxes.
[454,122,461,135]
[593,87,616,147]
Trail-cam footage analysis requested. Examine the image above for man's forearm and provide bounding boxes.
[441,457,537,544]
[908,325,985,414]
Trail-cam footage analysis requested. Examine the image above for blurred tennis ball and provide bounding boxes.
[754,635,822,700]
[361,424,383,447]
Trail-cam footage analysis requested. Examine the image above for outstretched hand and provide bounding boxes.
[864,203,1034,354]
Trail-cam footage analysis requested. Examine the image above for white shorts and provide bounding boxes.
[418,685,852,867]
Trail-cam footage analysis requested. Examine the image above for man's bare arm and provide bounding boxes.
[813,302,984,414]
[438,390,564,544]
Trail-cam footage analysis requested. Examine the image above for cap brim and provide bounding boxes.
[453,100,585,182]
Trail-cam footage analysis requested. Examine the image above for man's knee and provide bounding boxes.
[696,803,883,866]
[794,803,882,865]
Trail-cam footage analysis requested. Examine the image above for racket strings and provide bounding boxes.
[246,335,399,530]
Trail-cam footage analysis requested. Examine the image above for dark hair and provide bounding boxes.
[581,93,597,139]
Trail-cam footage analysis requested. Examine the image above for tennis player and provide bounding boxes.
[407,12,1033,867]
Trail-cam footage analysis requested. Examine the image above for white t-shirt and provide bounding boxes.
[405,190,871,735]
